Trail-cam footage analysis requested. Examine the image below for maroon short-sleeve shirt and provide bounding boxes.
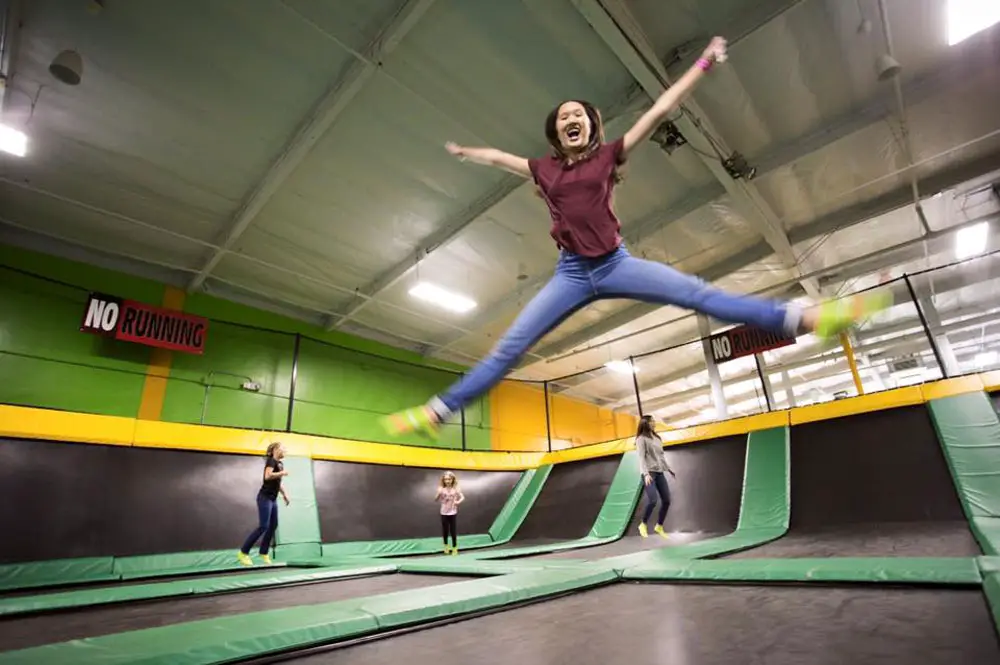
[528,137,625,257]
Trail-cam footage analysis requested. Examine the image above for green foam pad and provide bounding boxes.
[470,452,642,561]
[275,456,321,546]
[0,568,616,664]
[113,550,285,579]
[623,557,982,584]
[0,564,395,617]
[0,557,117,592]
[321,534,494,559]
[488,466,551,543]
[928,393,1000,555]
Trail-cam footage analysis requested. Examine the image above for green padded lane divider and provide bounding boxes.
[319,534,495,560]
[0,557,117,592]
[316,466,548,560]
[0,563,396,618]
[603,426,790,568]
[275,455,321,549]
[621,557,982,585]
[927,392,1000,555]
[488,465,551,543]
[0,568,619,664]
[396,557,600,577]
[984,573,1000,630]
[113,549,286,580]
[468,451,643,560]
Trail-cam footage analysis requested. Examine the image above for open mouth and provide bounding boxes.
[565,123,582,141]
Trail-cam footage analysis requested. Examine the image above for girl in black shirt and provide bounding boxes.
[237,442,290,566]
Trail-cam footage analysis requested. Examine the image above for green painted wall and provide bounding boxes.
[0,244,487,449]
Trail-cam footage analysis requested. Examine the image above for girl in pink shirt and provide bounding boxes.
[385,37,891,440]
[436,471,464,555]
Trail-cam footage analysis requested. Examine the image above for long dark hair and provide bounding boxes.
[543,99,624,183]
[635,415,659,440]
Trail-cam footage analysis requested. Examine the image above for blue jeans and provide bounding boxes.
[431,246,800,416]
[641,471,671,526]
[241,492,278,555]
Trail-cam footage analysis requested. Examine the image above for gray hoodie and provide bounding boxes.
[635,433,672,477]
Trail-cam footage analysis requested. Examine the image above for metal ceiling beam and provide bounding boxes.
[325,90,647,331]
[572,0,823,300]
[424,38,995,357]
[0,0,22,113]
[534,152,1000,360]
[187,0,437,292]
[594,216,998,405]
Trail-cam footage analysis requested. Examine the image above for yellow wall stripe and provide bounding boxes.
[136,286,186,421]
[3,373,997,469]
[0,405,135,446]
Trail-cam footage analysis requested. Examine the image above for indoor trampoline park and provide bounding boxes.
[3,1,1000,664]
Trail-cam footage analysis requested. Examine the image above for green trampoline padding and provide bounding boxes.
[396,557,603,577]
[622,557,982,584]
[0,568,618,665]
[606,426,790,568]
[0,557,117,592]
[320,534,495,559]
[928,393,1000,556]
[984,571,1000,628]
[468,451,643,560]
[488,465,551,543]
[316,466,549,560]
[0,563,396,617]
[275,456,322,547]
[113,550,287,580]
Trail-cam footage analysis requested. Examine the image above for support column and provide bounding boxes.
[916,294,961,377]
[839,331,865,396]
[697,314,728,419]
[780,370,797,408]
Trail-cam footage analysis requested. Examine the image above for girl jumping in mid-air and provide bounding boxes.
[634,415,675,538]
[436,471,464,554]
[237,441,290,566]
[384,36,891,439]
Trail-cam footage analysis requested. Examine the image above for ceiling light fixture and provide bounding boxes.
[408,282,477,314]
[0,123,27,157]
[604,360,638,375]
[955,221,989,259]
[947,0,1000,45]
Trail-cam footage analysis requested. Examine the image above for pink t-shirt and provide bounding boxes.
[437,487,462,516]
[528,137,625,257]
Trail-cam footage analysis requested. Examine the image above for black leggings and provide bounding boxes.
[441,514,457,547]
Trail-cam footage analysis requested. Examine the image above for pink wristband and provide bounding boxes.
[696,57,713,72]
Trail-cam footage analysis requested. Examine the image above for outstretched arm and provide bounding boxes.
[445,142,531,178]
[622,37,727,156]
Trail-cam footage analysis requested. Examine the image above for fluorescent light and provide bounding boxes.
[604,360,637,374]
[699,408,717,419]
[947,0,1000,45]
[976,351,998,368]
[408,282,476,313]
[955,222,989,259]
[0,123,27,157]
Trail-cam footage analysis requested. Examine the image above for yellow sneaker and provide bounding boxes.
[381,405,440,439]
[653,524,669,539]
[260,554,272,565]
[443,545,452,554]
[813,290,893,340]
[450,547,458,556]
[638,523,648,538]
[237,551,253,566]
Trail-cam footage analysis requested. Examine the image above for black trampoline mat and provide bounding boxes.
[288,583,1000,665]
[0,573,468,652]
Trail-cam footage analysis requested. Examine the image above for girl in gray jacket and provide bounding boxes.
[634,415,676,538]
